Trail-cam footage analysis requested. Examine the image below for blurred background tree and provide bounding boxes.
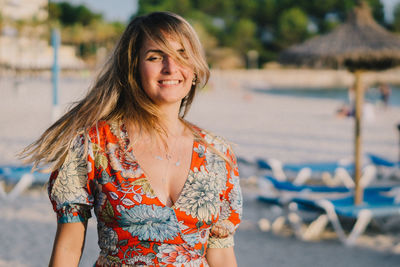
[135,0,388,68]
[48,1,124,64]
[40,0,395,68]
[276,7,309,48]
[394,2,400,32]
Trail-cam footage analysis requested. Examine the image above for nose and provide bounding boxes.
[162,56,178,74]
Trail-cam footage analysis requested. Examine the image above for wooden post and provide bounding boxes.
[354,70,364,205]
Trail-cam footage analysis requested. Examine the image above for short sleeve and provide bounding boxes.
[208,146,242,248]
[48,134,95,223]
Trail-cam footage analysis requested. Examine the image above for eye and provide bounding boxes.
[146,54,163,61]
[178,49,188,59]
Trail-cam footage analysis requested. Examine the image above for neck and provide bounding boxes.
[158,103,184,137]
[126,102,186,146]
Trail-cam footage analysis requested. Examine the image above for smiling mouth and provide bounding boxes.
[159,80,181,85]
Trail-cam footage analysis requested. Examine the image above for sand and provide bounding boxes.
[0,72,399,266]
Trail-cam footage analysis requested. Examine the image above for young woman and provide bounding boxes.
[22,11,242,267]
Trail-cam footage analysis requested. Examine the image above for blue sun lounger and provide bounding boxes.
[260,175,394,194]
[367,153,400,179]
[257,175,354,236]
[257,175,399,244]
[0,165,48,200]
[291,192,400,246]
[256,158,361,187]
[257,174,394,216]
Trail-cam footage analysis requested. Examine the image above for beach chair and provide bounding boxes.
[257,175,396,242]
[367,153,400,180]
[256,157,370,187]
[257,175,354,235]
[0,165,48,200]
[290,191,400,246]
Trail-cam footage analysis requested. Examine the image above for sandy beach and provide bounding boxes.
[0,72,399,266]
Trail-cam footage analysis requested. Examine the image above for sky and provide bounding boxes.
[54,0,400,23]
[382,0,400,21]
[52,0,138,22]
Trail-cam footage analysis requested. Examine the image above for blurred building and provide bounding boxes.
[0,0,48,21]
[0,0,84,70]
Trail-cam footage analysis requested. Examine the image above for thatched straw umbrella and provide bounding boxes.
[280,1,400,205]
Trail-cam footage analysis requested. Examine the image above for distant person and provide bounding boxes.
[336,104,353,118]
[379,83,391,107]
[20,12,242,267]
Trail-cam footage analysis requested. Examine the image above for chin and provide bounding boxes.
[155,96,186,106]
[155,91,190,104]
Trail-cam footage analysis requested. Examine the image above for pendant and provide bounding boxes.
[155,156,163,161]
[175,160,181,167]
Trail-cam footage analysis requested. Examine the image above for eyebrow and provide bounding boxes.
[145,49,163,55]
[144,48,186,55]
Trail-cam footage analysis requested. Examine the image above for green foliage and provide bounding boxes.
[135,0,390,68]
[232,0,258,19]
[253,0,278,26]
[48,3,62,22]
[320,18,340,33]
[137,0,192,16]
[47,0,393,67]
[365,0,384,24]
[192,0,235,17]
[277,7,309,48]
[304,0,337,18]
[332,0,384,23]
[229,19,260,54]
[48,2,124,61]
[50,2,102,26]
[394,3,400,32]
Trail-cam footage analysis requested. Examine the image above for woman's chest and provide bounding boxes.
[131,138,195,208]
[91,141,228,228]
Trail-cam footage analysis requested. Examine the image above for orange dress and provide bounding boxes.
[48,121,242,266]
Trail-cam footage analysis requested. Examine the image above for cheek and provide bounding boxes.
[184,71,195,90]
[183,67,195,83]
[139,64,156,88]
[139,70,148,86]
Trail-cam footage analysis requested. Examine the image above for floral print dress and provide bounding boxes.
[48,121,242,267]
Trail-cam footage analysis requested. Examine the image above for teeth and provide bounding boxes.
[160,80,179,85]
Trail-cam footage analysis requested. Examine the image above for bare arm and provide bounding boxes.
[49,221,88,267]
[206,247,238,267]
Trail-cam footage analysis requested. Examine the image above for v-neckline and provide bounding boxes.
[119,123,196,209]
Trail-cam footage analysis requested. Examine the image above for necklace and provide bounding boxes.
[154,135,181,185]
[155,135,181,167]
[155,155,181,166]
[127,123,183,205]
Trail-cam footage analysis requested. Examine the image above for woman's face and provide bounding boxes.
[138,35,195,107]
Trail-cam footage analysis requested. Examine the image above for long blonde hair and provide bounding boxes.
[20,12,235,171]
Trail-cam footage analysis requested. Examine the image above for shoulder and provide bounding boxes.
[86,120,122,145]
[192,124,232,154]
